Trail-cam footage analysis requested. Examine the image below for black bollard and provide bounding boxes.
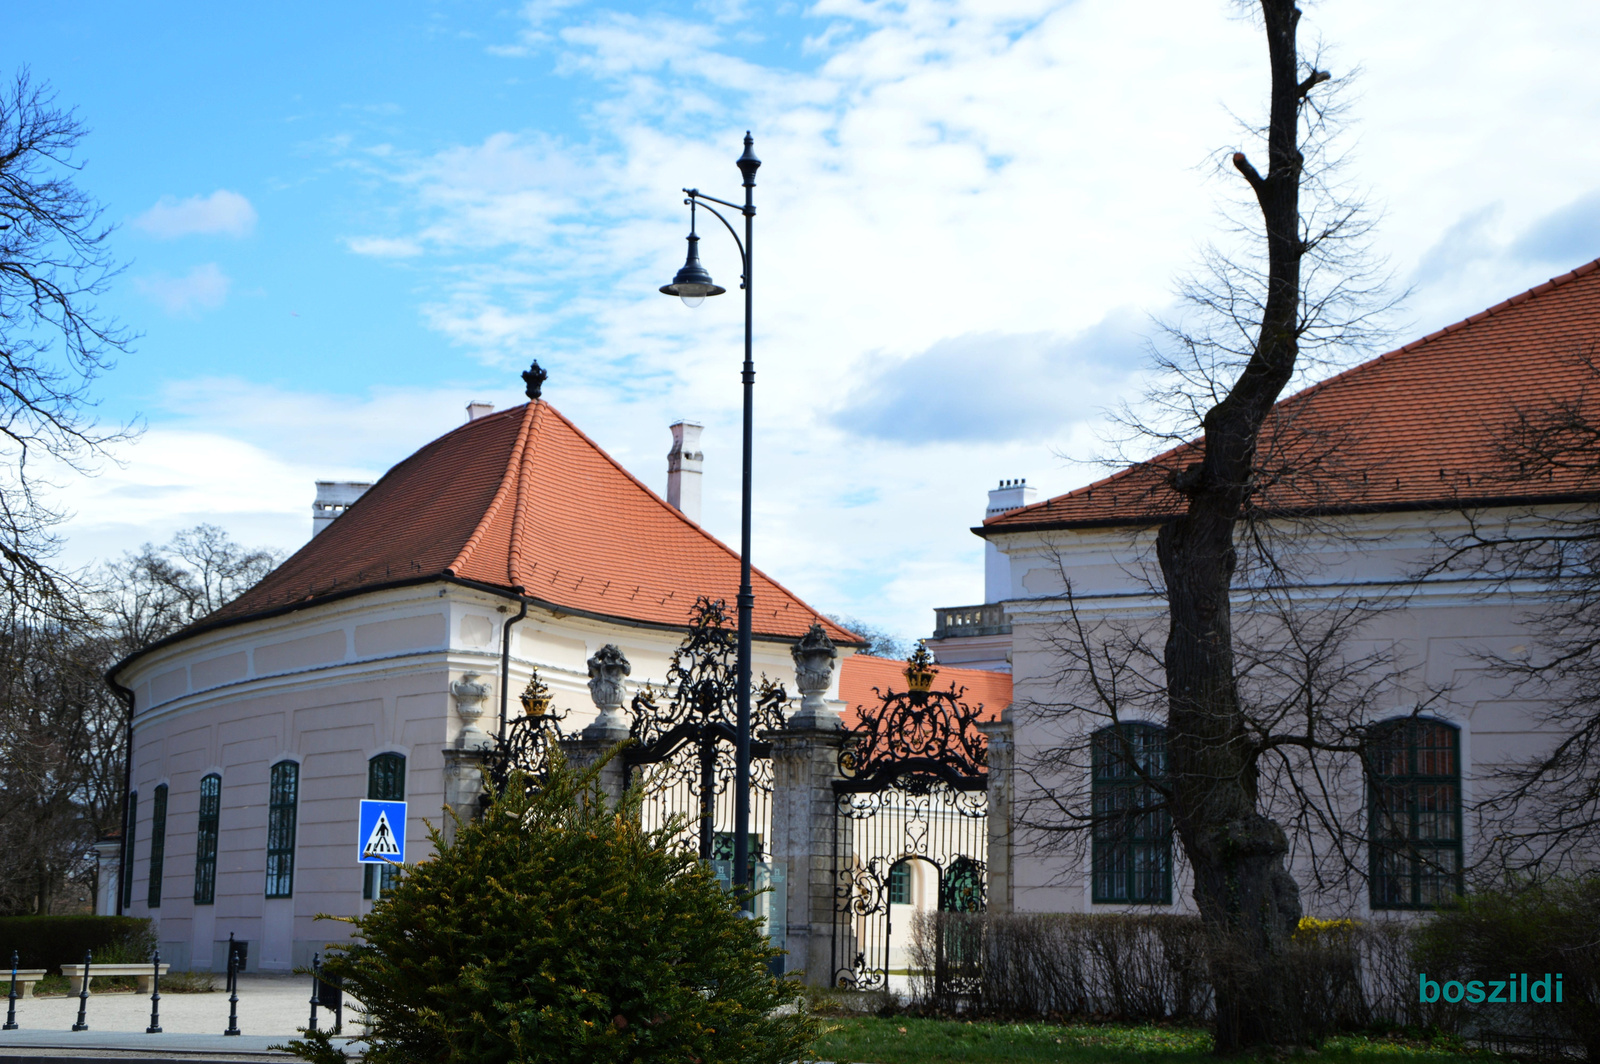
[307,953,320,1032]
[4,948,18,1030]
[223,934,240,1036]
[71,949,91,1032]
[145,949,162,1034]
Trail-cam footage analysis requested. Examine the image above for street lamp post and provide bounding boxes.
[660,133,761,896]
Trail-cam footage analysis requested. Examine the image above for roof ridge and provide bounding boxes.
[448,402,537,579]
[506,400,545,587]
[539,404,837,631]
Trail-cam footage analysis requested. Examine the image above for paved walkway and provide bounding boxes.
[0,974,356,1060]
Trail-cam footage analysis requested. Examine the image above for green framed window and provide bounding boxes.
[364,754,405,900]
[1091,723,1172,905]
[940,857,985,913]
[194,774,221,905]
[266,761,299,898]
[121,792,137,911]
[1367,718,1463,910]
[147,785,168,908]
[888,862,910,905]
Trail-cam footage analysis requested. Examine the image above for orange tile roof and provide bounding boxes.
[837,653,1011,729]
[985,258,1600,535]
[199,400,860,645]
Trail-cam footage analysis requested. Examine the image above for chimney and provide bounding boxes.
[312,481,374,537]
[466,401,495,421]
[666,421,704,523]
[985,477,1037,603]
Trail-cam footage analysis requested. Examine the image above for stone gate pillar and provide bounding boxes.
[976,708,1014,915]
[560,644,631,807]
[769,624,850,986]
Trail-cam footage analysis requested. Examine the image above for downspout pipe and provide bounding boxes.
[499,588,529,741]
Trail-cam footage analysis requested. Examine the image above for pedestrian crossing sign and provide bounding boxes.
[358,800,407,865]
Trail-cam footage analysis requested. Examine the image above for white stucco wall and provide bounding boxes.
[114,581,839,971]
[986,505,1572,918]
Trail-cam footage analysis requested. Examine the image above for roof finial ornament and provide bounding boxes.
[522,361,548,401]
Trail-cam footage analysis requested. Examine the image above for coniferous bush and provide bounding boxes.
[284,753,816,1064]
[1413,877,1600,1060]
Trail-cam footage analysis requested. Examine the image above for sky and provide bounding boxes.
[6,1,1600,644]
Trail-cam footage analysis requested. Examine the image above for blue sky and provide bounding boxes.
[8,1,1600,642]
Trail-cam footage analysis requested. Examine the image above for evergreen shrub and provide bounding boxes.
[0,915,155,970]
[284,753,816,1064]
[1413,876,1600,1060]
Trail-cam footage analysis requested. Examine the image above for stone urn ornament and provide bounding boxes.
[450,671,493,751]
[789,623,841,729]
[582,644,632,740]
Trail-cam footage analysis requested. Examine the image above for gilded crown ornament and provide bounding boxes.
[904,641,938,694]
[519,667,552,717]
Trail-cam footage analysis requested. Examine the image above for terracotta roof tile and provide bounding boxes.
[986,258,1600,534]
[836,653,1011,729]
[205,401,859,644]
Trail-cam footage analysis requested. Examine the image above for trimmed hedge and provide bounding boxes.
[907,912,1430,1033]
[0,915,157,971]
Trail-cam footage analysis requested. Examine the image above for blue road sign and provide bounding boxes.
[358,800,407,865]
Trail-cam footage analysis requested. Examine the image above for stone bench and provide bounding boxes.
[58,963,169,996]
[2,970,48,999]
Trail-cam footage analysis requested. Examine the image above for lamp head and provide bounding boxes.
[660,232,726,308]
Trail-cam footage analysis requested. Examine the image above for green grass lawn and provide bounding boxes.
[809,1017,1494,1064]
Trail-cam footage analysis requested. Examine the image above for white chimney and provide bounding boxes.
[667,421,704,523]
[466,401,495,421]
[312,481,373,537]
[985,478,1037,603]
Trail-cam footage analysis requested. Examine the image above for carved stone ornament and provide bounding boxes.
[788,623,841,729]
[522,360,548,400]
[451,671,494,751]
[583,644,632,739]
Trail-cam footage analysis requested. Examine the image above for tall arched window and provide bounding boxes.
[194,774,222,905]
[1091,723,1172,905]
[121,791,137,911]
[1367,718,1463,909]
[888,861,911,906]
[266,761,299,898]
[364,753,405,900]
[147,785,168,908]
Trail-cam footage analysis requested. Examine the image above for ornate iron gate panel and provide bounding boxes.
[624,598,788,870]
[833,645,989,992]
[484,668,566,802]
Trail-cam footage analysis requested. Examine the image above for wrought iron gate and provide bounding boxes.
[833,645,989,991]
[484,668,566,800]
[624,598,788,871]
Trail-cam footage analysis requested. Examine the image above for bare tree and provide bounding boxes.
[0,619,124,914]
[0,68,133,615]
[0,526,278,913]
[1017,2,1405,1050]
[99,524,280,652]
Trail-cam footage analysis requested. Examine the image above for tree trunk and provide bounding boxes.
[1157,0,1314,1051]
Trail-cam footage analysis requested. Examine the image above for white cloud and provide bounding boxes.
[132,189,258,238]
[90,0,1600,640]
[133,263,231,315]
[345,235,424,258]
